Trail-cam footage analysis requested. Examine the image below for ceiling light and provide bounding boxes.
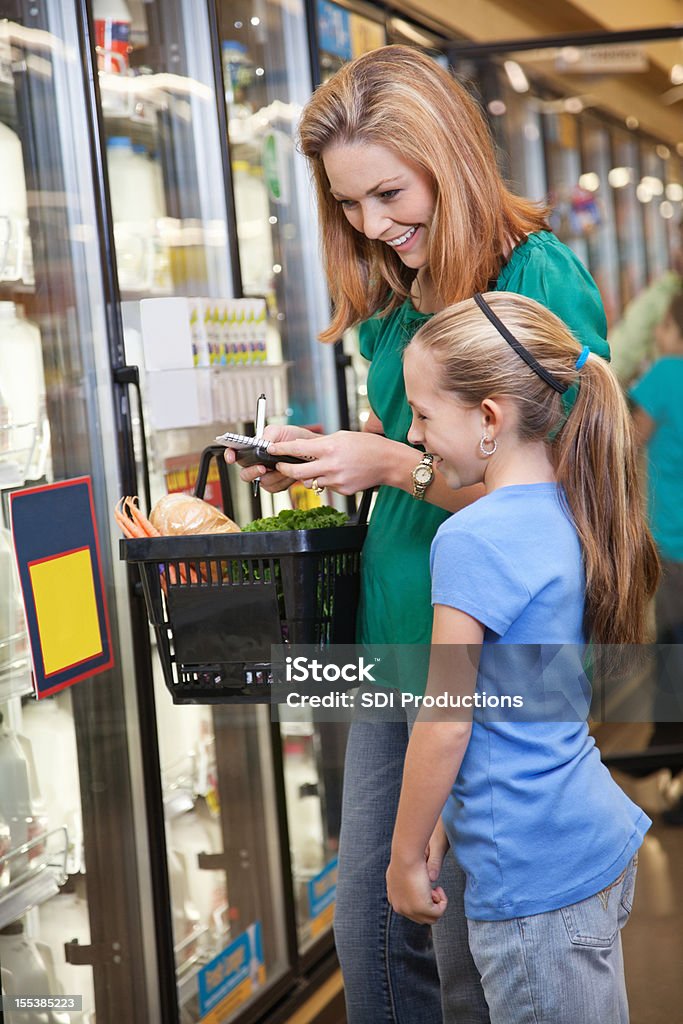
[503,60,529,94]
[487,100,507,116]
[607,167,632,188]
[579,172,600,192]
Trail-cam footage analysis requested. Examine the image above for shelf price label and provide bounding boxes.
[10,477,114,698]
[198,922,265,1021]
[308,857,338,937]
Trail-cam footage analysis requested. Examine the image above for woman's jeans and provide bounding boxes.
[334,688,490,1024]
[468,854,638,1024]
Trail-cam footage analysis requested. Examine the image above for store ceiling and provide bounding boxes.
[400,0,683,143]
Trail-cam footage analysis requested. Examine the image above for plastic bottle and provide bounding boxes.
[0,302,48,480]
[0,711,33,878]
[0,525,29,677]
[0,122,31,284]
[93,0,132,75]
[107,137,160,290]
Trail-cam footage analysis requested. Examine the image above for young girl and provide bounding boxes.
[228,45,609,1023]
[387,291,659,1023]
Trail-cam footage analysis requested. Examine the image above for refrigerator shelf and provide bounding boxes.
[0,826,69,930]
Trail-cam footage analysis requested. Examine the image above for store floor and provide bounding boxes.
[599,724,683,1024]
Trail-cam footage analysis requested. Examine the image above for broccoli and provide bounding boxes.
[243,505,349,532]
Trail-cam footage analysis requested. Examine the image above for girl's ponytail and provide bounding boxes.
[554,355,660,644]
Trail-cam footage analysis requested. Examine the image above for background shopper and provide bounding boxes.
[608,220,682,387]
[227,45,609,1023]
[388,292,658,1024]
[629,292,683,818]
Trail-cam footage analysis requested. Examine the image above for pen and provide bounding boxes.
[253,393,267,498]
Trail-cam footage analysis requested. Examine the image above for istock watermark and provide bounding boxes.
[268,643,681,724]
[284,655,377,684]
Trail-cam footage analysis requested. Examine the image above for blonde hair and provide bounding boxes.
[410,292,660,645]
[298,45,549,342]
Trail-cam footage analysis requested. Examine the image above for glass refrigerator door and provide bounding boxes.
[216,0,339,430]
[0,3,153,1021]
[92,3,295,1020]
[278,712,348,954]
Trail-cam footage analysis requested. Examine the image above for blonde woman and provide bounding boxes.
[228,46,609,1023]
[388,292,658,1023]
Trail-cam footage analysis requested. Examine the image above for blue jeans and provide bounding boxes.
[467,854,638,1024]
[334,688,490,1024]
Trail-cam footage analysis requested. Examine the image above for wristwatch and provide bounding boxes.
[411,453,435,500]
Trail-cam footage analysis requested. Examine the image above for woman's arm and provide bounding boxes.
[266,431,484,513]
[363,408,385,435]
[385,606,483,924]
[631,405,655,447]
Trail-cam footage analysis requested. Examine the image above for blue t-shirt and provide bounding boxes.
[629,356,683,561]
[430,484,651,921]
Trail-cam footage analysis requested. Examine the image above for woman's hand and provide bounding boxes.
[386,851,448,926]
[267,430,403,495]
[223,424,318,493]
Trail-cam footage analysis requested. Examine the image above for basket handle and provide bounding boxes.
[194,445,236,521]
[353,488,374,527]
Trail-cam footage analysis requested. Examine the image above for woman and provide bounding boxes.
[228,45,609,1023]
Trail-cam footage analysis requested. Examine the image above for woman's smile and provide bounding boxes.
[323,142,435,269]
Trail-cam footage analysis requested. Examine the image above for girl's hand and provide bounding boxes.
[386,854,448,926]
[425,818,450,884]
[223,424,318,493]
[267,430,402,495]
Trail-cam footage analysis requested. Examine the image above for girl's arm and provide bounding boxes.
[386,606,483,925]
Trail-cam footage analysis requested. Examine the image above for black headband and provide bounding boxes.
[473,293,568,395]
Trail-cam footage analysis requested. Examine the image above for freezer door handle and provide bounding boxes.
[64,939,125,966]
[113,364,152,515]
[197,851,230,871]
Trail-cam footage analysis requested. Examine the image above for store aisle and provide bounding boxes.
[610,769,683,1024]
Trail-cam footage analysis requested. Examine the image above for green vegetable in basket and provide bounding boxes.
[243,505,349,532]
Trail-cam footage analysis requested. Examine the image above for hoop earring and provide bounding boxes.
[480,434,497,457]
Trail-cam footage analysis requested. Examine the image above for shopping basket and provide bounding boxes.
[121,445,371,704]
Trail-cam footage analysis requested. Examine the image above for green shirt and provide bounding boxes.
[357,231,608,690]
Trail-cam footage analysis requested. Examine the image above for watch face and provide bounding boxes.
[414,466,432,485]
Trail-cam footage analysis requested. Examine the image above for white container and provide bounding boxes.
[0,301,48,481]
[0,713,33,877]
[0,122,32,284]
[0,526,29,680]
[108,137,168,292]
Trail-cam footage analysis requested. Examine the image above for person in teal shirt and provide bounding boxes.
[629,292,683,808]
[227,46,609,1024]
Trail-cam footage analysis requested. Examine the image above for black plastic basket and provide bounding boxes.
[121,447,371,704]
